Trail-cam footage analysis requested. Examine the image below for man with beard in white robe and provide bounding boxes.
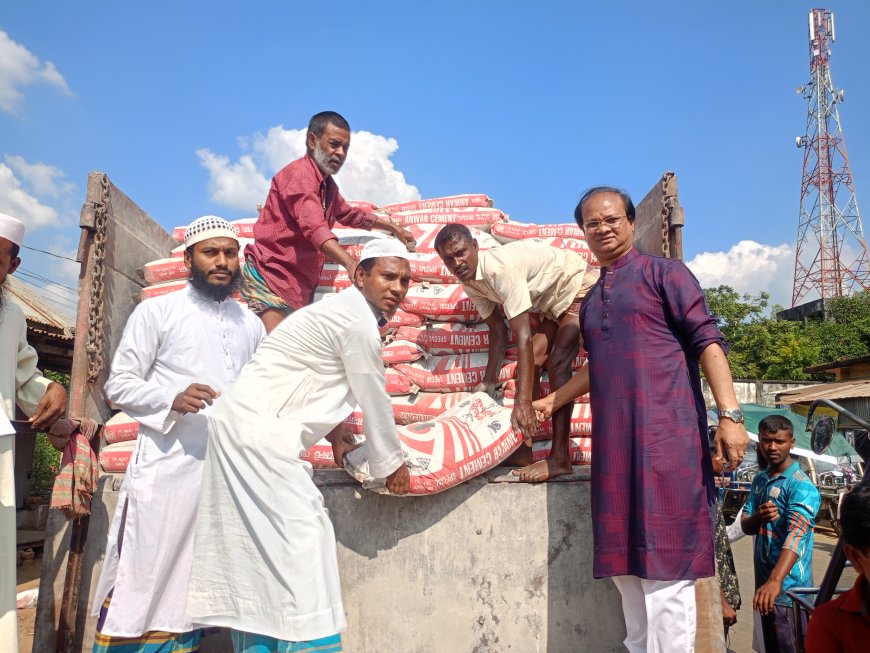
[90,216,264,652]
[186,238,412,653]
[0,212,67,653]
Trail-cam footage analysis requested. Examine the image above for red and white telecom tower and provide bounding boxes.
[792,8,870,307]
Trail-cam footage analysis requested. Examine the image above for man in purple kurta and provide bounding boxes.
[534,187,748,652]
[582,244,724,583]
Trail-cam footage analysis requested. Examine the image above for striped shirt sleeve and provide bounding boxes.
[782,480,821,555]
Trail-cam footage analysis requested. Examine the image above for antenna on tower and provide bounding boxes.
[791,8,870,308]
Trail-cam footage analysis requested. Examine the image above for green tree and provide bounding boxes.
[702,286,870,381]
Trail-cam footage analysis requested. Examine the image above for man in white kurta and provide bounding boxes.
[90,217,264,648]
[186,239,412,650]
[0,213,67,653]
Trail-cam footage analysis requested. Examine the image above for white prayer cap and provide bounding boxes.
[184,215,239,248]
[359,238,411,263]
[0,212,25,247]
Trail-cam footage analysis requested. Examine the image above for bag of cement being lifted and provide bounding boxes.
[344,392,522,495]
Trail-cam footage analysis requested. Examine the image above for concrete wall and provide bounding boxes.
[35,469,628,652]
[701,378,818,408]
[321,468,625,652]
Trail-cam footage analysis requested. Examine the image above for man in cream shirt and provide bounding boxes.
[435,223,598,482]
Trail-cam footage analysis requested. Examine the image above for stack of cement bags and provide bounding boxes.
[99,195,595,489]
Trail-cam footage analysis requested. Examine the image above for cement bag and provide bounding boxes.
[173,218,256,243]
[490,221,585,243]
[525,237,596,265]
[382,339,426,364]
[140,281,244,302]
[382,194,493,213]
[391,392,472,425]
[385,309,425,331]
[299,438,341,469]
[502,376,589,402]
[333,226,389,258]
[344,392,521,495]
[385,367,413,395]
[345,200,380,212]
[394,322,493,355]
[393,353,516,393]
[341,411,366,435]
[502,400,592,439]
[142,257,210,285]
[99,440,135,473]
[407,223,500,254]
[388,207,505,230]
[402,284,481,322]
[532,437,592,465]
[105,412,139,444]
[317,263,353,292]
[143,258,190,284]
[140,280,188,300]
[406,252,456,283]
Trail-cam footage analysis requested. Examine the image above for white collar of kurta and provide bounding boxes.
[346,285,388,328]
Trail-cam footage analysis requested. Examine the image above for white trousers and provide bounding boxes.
[1,436,19,653]
[612,575,697,653]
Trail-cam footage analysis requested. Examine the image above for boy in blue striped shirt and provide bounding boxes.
[742,414,821,653]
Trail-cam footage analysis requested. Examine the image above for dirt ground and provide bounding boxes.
[16,528,858,652]
[16,556,41,653]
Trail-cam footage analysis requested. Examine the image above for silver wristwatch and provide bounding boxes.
[718,408,745,424]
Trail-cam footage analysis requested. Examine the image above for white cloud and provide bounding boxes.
[5,155,75,198]
[0,162,60,229]
[0,31,72,114]
[196,149,269,212]
[198,125,420,211]
[687,240,795,307]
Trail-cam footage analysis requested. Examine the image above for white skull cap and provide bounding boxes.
[358,238,411,262]
[184,215,239,248]
[0,212,25,247]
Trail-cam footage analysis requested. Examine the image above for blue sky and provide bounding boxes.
[3,1,870,314]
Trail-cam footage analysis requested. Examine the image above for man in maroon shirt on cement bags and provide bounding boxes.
[243,110,416,332]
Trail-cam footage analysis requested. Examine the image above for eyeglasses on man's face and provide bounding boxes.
[582,215,627,232]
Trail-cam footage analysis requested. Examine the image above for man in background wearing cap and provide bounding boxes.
[0,212,67,653]
[243,110,416,333]
[186,239,412,652]
[89,216,265,652]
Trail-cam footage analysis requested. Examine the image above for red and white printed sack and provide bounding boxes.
[393,322,493,355]
[388,207,505,230]
[382,194,493,214]
[104,412,139,444]
[344,392,521,495]
[393,353,516,393]
[391,392,473,425]
[401,284,481,322]
[490,221,585,243]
